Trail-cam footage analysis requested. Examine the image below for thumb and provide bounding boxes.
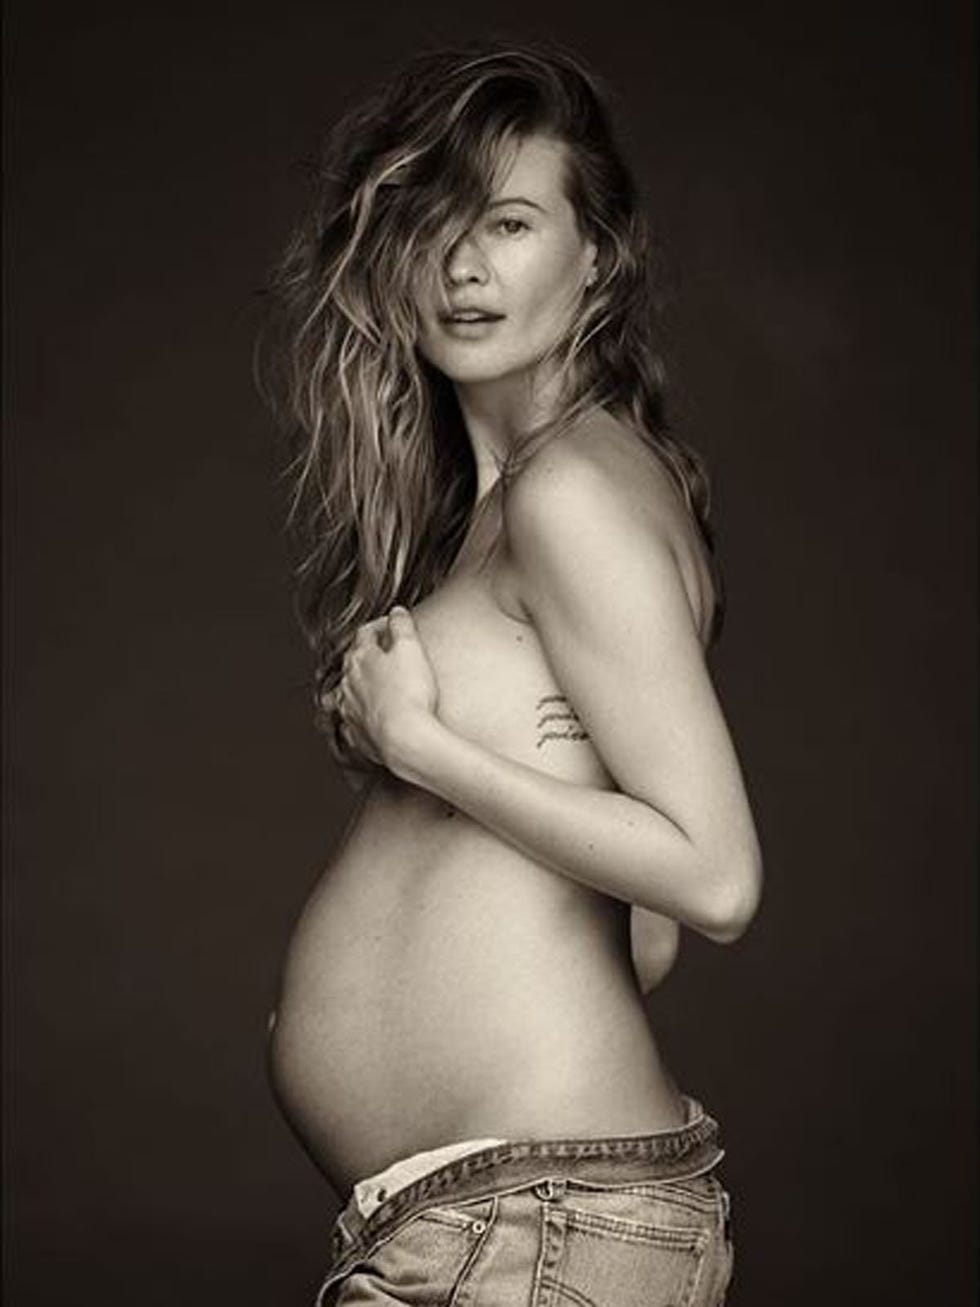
[388,606,417,639]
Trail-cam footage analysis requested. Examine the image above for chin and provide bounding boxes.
[424,348,530,387]
[438,362,518,385]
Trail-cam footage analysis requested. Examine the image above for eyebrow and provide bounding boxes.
[486,196,547,213]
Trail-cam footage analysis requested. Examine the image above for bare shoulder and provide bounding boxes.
[502,411,715,641]
[505,410,691,540]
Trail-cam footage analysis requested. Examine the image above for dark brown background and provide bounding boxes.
[4,1,976,1303]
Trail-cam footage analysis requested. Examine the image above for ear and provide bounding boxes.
[583,237,599,288]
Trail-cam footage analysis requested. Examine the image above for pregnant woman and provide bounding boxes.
[259,39,762,1306]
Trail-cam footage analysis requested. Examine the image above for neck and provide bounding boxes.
[455,363,566,501]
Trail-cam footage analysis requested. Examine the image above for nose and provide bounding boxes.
[444,231,489,287]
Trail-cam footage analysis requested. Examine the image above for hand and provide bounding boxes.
[336,607,439,773]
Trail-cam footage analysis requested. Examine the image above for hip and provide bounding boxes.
[316,1095,735,1306]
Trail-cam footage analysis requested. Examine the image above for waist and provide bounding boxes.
[272,783,673,1188]
[328,1095,724,1270]
[285,790,635,1003]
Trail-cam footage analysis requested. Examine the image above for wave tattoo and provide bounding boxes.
[535,694,590,748]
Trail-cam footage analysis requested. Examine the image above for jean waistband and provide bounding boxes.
[328,1095,724,1269]
[354,1136,510,1220]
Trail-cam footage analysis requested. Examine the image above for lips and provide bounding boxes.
[440,309,505,323]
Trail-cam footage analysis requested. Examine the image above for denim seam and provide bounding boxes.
[358,1149,716,1255]
[681,1226,714,1307]
[448,1195,498,1307]
[531,1204,566,1307]
[564,1179,719,1214]
[418,1206,482,1230]
[383,1119,719,1215]
[328,1171,565,1279]
[561,1208,710,1249]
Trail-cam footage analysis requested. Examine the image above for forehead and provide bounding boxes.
[491,133,572,208]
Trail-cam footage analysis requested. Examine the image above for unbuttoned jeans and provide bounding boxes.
[315,1096,735,1305]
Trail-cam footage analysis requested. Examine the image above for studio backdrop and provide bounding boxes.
[4,2,976,1305]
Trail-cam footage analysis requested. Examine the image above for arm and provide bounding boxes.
[354,446,761,943]
[631,908,681,993]
[388,697,754,944]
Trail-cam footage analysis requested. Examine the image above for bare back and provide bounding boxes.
[268,416,715,1195]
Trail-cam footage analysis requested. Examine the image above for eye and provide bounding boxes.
[493,216,530,237]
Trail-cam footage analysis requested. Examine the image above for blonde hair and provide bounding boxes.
[257,39,723,758]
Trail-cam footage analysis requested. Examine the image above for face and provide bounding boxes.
[414,133,597,387]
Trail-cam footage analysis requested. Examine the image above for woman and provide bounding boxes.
[259,39,762,1306]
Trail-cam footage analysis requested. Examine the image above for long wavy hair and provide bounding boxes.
[257,38,724,760]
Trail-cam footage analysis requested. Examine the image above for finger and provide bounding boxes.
[354,616,387,646]
[343,662,364,697]
[338,712,362,751]
[343,640,369,673]
[339,670,369,717]
[340,717,380,766]
[336,684,360,733]
[387,606,417,640]
[326,705,351,762]
[338,676,361,716]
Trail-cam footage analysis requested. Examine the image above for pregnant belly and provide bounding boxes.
[267,786,684,1193]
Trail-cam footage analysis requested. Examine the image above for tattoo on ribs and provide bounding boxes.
[535,694,589,749]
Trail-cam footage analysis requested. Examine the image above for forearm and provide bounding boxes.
[387,713,740,940]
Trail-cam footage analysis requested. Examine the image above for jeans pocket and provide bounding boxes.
[564,1174,721,1231]
[318,1197,495,1306]
[533,1178,725,1307]
[537,1211,709,1307]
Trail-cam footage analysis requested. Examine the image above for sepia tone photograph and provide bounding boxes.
[3,2,976,1304]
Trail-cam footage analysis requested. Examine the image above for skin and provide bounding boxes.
[269,132,762,1192]
[413,133,598,498]
[339,466,761,942]
[339,133,762,940]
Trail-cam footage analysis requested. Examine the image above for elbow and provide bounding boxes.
[697,846,764,945]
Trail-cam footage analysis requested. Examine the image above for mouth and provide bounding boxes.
[439,311,505,324]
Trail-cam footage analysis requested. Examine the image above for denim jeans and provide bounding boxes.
[316,1095,735,1305]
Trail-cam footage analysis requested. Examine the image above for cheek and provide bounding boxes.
[414,323,437,365]
[512,247,584,326]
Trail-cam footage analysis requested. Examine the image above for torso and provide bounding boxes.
[268,416,715,1195]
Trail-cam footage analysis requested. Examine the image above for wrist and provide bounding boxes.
[380,708,446,785]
